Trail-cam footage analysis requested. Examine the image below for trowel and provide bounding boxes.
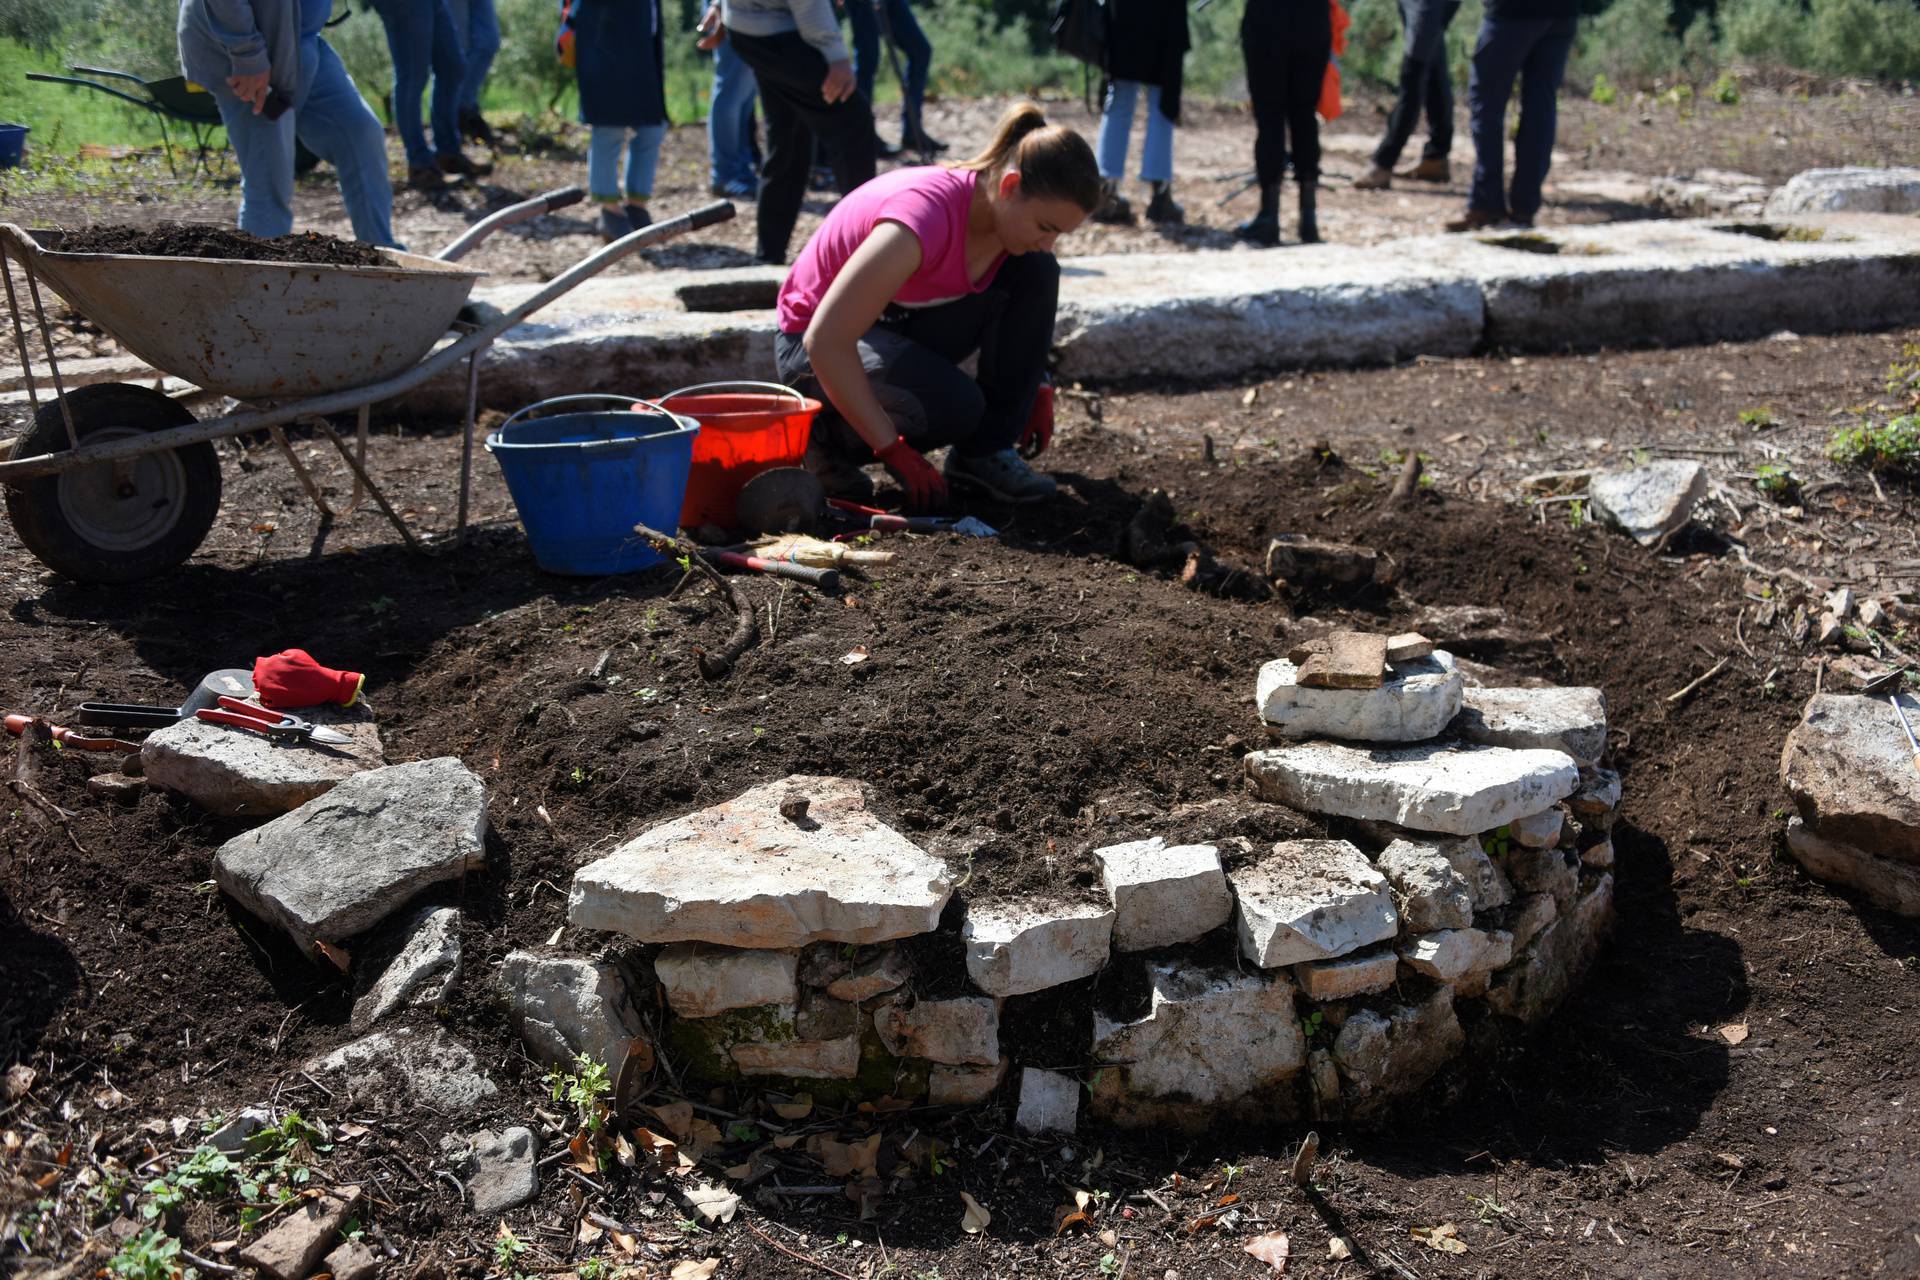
[75,668,256,730]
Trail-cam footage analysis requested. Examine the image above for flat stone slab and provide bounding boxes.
[305,1027,497,1112]
[731,1033,862,1079]
[352,904,461,1032]
[1453,686,1608,766]
[655,944,800,1017]
[1258,650,1462,743]
[238,1185,362,1280]
[962,899,1113,996]
[1785,818,1920,917]
[468,1127,538,1216]
[215,758,486,960]
[1232,840,1398,967]
[1092,961,1303,1106]
[1245,741,1580,836]
[141,704,384,818]
[1588,461,1707,547]
[1095,837,1233,951]
[1264,536,1378,586]
[1297,632,1389,690]
[1766,166,1920,216]
[499,951,646,1071]
[875,997,1000,1066]
[1016,1068,1080,1134]
[1781,694,1920,866]
[568,775,952,947]
[1400,929,1493,982]
[1295,948,1399,1000]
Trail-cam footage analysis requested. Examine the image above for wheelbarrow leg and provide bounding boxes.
[341,404,370,516]
[269,421,336,519]
[456,349,480,548]
[2,245,77,447]
[314,418,425,554]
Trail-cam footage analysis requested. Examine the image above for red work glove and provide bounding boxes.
[1017,380,1054,459]
[876,437,949,512]
[254,649,364,710]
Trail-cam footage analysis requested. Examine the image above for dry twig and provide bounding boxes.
[746,1220,857,1280]
[634,522,759,678]
[1667,656,1731,706]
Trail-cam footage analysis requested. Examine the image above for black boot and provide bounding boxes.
[1145,180,1185,225]
[1091,178,1135,225]
[1297,180,1320,245]
[1234,183,1281,247]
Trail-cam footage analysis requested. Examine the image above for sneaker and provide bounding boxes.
[436,151,493,178]
[1444,207,1504,233]
[945,448,1058,504]
[408,165,447,192]
[904,130,948,155]
[597,206,631,242]
[1352,164,1392,190]
[1402,156,1450,182]
[1234,209,1280,247]
[710,178,757,198]
[803,439,876,502]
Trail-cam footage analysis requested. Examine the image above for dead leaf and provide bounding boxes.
[5,1065,35,1100]
[608,1229,637,1257]
[670,1263,718,1280]
[312,939,350,971]
[857,1095,914,1113]
[685,1182,739,1224]
[1715,1152,1746,1171]
[612,1131,636,1168]
[1052,1206,1092,1236]
[1244,1231,1291,1271]
[684,1117,724,1160]
[772,1133,801,1150]
[576,1218,604,1245]
[1412,1223,1468,1254]
[568,1132,600,1174]
[809,1132,881,1178]
[336,1123,370,1141]
[960,1191,991,1234]
[1215,1192,1241,1208]
[34,1170,61,1190]
[770,1093,813,1121]
[92,1086,127,1112]
[840,646,870,664]
[1187,1213,1222,1235]
[1098,1229,1117,1248]
[1328,1237,1351,1261]
[633,1127,693,1175]
[1718,1023,1750,1045]
[647,1101,696,1141]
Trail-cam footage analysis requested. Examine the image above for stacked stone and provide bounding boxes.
[1779,693,1920,916]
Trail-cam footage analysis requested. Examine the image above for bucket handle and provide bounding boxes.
[659,380,812,411]
[495,393,691,453]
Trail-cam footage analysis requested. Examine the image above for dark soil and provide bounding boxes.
[3,329,1919,1279]
[54,223,388,266]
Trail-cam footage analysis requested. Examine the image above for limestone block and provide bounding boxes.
[1016,1068,1081,1134]
[214,757,486,960]
[1502,844,1579,906]
[1257,651,1463,743]
[1399,929,1491,983]
[1092,962,1303,1106]
[1588,461,1706,547]
[1245,741,1579,836]
[568,775,952,946]
[238,1185,363,1280]
[655,945,800,1018]
[499,951,645,1072]
[1765,167,1920,216]
[1375,839,1474,932]
[1485,874,1612,1022]
[794,988,858,1040]
[1307,1048,1342,1119]
[1297,632,1389,689]
[1581,836,1615,869]
[468,1127,538,1216]
[1507,893,1557,951]
[1232,840,1398,967]
[352,904,461,1032]
[1444,837,1513,911]
[731,1034,862,1079]
[1295,948,1399,1000]
[822,947,911,1002]
[962,899,1115,997]
[1263,535,1379,585]
[1453,929,1514,998]
[1780,694,1920,865]
[304,1027,497,1112]
[1785,819,1920,916]
[1331,986,1463,1113]
[875,997,1000,1066]
[1387,632,1434,663]
[322,1240,380,1280]
[1453,686,1608,766]
[142,704,384,817]
[1510,807,1565,849]
[1567,767,1623,819]
[929,1059,1009,1106]
[1095,837,1233,951]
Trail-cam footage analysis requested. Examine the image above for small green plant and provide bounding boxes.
[1567,498,1588,530]
[1221,1161,1245,1188]
[1752,463,1798,501]
[1481,825,1514,858]
[545,1053,613,1132]
[1739,406,1781,429]
[1710,73,1740,103]
[1097,1254,1121,1276]
[1828,415,1920,473]
[570,765,587,785]
[834,1232,850,1246]
[1630,446,1652,467]
[142,1145,236,1220]
[726,1120,762,1143]
[1588,73,1617,104]
[1887,342,1920,411]
[367,596,395,616]
[110,1228,192,1280]
[675,553,693,574]
[576,1259,607,1280]
[493,1226,529,1273]
[676,1216,702,1235]
[1301,1009,1326,1040]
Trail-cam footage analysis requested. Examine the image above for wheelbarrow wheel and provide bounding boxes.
[5,383,222,583]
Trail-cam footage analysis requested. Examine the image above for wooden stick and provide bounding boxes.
[1389,451,1423,504]
[1667,656,1730,706]
[634,523,758,679]
[746,1221,857,1280]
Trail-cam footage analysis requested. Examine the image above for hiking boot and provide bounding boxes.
[1444,207,1504,233]
[408,165,447,191]
[458,109,497,147]
[1091,178,1135,226]
[1402,156,1450,182]
[1297,183,1320,244]
[904,130,948,155]
[1144,181,1184,225]
[945,448,1058,504]
[1353,164,1392,190]
[624,202,653,231]
[803,438,877,502]
[597,206,632,242]
[1235,183,1281,247]
[436,151,493,178]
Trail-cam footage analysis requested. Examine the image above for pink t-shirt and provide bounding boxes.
[776,166,1005,335]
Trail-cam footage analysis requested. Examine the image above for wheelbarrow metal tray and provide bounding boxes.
[18,231,483,400]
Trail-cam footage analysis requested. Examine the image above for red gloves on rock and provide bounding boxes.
[254,650,364,710]
[1018,380,1054,459]
[876,437,948,511]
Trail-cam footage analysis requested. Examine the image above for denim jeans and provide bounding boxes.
[444,0,500,115]
[708,39,759,189]
[1097,80,1174,184]
[844,0,932,140]
[589,123,668,201]
[1373,0,1458,169]
[1467,15,1576,222]
[206,35,397,246]
[371,0,467,167]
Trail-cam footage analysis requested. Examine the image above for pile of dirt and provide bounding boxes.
[55,223,388,266]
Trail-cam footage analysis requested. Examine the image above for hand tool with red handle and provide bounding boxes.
[1892,694,1920,778]
[195,696,354,746]
[825,498,957,533]
[5,714,141,754]
[702,548,840,591]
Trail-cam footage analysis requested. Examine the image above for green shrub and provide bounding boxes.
[1828,415,1920,472]
[1805,0,1920,81]
[1720,0,1813,68]
[1568,0,1685,90]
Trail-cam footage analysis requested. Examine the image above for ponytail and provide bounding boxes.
[954,101,1103,215]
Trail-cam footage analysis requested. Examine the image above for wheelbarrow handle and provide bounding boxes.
[685,200,736,232]
[435,186,592,263]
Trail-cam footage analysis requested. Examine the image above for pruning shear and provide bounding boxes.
[195,696,354,747]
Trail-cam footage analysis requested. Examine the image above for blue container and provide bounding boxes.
[485,394,700,575]
[0,124,28,170]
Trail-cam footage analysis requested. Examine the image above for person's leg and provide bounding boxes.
[455,0,499,116]
[371,0,434,170]
[730,32,816,263]
[1139,84,1173,185]
[1508,16,1575,224]
[1466,16,1525,220]
[844,0,880,110]
[885,0,933,145]
[709,41,755,191]
[1237,16,1284,243]
[295,36,400,247]
[1420,0,1460,162]
[1282,36,1328,241]
[779,325,987,458]
[1095,78,1138,181]
[210,88,298,238]
[587,125,631,237]
[426,0,467,160]
[622,122,668,224]
[1370,0,1429,173]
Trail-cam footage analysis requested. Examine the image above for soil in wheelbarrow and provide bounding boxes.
[55,222,387,266]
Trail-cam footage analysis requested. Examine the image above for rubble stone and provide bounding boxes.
[1331,987,1463,1114]
[1245,740,1579,836]
[499,951,646,1072]
[1453,687,1607,766]
[352,905,461,1032]
[822,947,911,1002]
[238,1185,362,1280]
[1257,651,1464,743]
[469,1127,538,1216]
[1016,1068,1081,1134]
[928,1059,1009,1105]
[207,1107,272,1156]
[1510,807,1565,849]
[1785,818,1920,916]
[1375,839,1474,931]
[1295,948,1399,1000]
[1386,632,1434,663]
[962,899,1115,996]
[141,704,385,818]
[1581,836,1615,869]
[1091,962,1303,1107]
[875,997,999,1066]
[322,1240,380,1280]
[655,945,800,1018]
[1502,844,1579,906]
[305,1028,497,1112]
[1399,929,1491,982]
[1764,166,1920,216]
[1486,874,1613,1022]
[1588,461,1707,547]
[1780,694,1920,866]
[1453,930,1514,999]
[568,775,952,947]
[1095,838,1234,951]
[1444,837,1513,911]
[1567,767,1623,819]
[731,1034,862,1079]
[1508,893,1557,951]
[1264,535,1379,586]
[1297,632,1389,689]
[1232,840,1399,966]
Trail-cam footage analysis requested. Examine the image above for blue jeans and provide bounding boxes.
[708,39,759,189]
[371,0,467,167]
[845,0,931,140]
[1097,80,1174,184]
[589,123,667,201]
[209,35,397,247]
[445,0,500,115]
[1467,15,1576,223]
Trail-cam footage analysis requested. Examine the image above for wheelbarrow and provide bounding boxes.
[0,190,736,582]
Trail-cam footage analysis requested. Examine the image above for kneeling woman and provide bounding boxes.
[775,103,1101,508]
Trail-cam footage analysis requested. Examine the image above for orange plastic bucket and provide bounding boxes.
[658,381,821,528]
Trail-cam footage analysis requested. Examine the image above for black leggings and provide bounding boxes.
[1242,0,1332,186]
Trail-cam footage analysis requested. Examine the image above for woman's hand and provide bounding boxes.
[227,70,271,114]
[821,58,856,104]
[877,438,948,510]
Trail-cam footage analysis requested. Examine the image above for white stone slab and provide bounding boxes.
[874,997,999,1066]
[1781,694,1920,866]
[1245,741,1580,836]
[1589,462,1706,548]
[1231,840,1398,967]
[304,1026,497,1112]
[1510,807,1565,849]
[730,1034,862,1079]
[1258,650,1463,743]
[655,945,801,1017]
[141,704,384,818]
[352,904,461,1032]
[1786,818,1920,917]
[1294,948,1398,1000]
[1766,167,1920,216]
[1095,837,1233,951]
[1091,962,1303,1105]
[1399,929,1491,982]
[961,900,1114,996]
[1453,686,1608,766]
[1016,1068,1081,1134]
[468,1128,538,1216]
[568,775,952,946]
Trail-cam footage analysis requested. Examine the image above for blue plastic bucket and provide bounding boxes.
[0,124,28,170]
[485,394,700,575]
